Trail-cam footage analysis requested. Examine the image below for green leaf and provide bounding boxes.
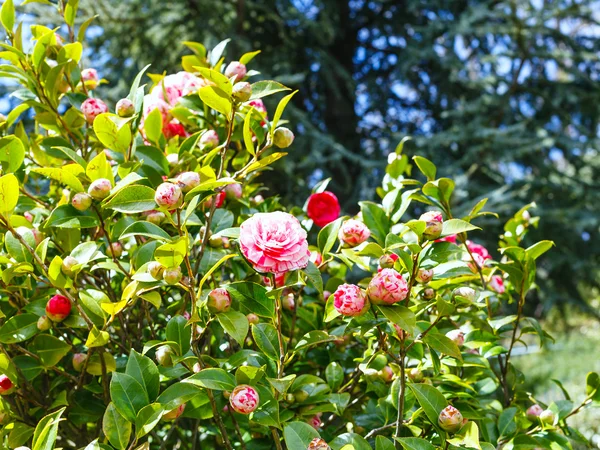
[376,305,416,334]
[196,68,233,95]
[86,151,114,184]
[226,282,275,318]
[93,113,132,154]
[325,362,344,391]
[144,107,163,144]
[318,217,343,256]
[0,173,20,216]
[448,421,480,450]
[198,85,232,117]
[413,156,436,181]
[64,0,79,27]
[0,136,25,173]
[0,313,39,343]
[295,331,336,351]
[408,383,448,427]
[104,185,156,214]
[252,323,280,361]
[183,368,236,391]
[166,315,191,355]
[32,167,84,193]
[303,261,323,293]
[1,0,15,32]
[217,310,249,346]
[85,326,110,348]
[7,422,34,448]
[423,333,462,360]
[102,403,131,450]
[250,80,290,100]
[30,335,71,367]
[330,433,371,450]
[154,236,187,268]
[441,219,480,237]
[243,106,256,155]
[125,351,160,401]
[394,437,436,450]
[376,436,396,450]
[283,422,320,450]
[5,228,35,263]
[32,407,65,450]
[239,49,261,65]
[359,201,389,245]
[526,240,554,260]
[156,381,201,410]
[46,205,99,229]
[119,221,171,241]
[135,403,163,439]
[110,372,150,422]
[271,90,297,130]
[586,372,600,402]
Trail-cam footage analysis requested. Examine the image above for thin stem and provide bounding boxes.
[394,350,406,449]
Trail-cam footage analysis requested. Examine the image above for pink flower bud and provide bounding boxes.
[207,288,231,313]
[446,329,465,347]
[438,405,464,433]
[72,192,92,211]
[0,375,14,395]
[333,284,368,317]
[309,251,323,267]
[163,403,186,421]
[379,366,394,383]
[72,353,87,372]
[61,255,79,277]
[233,82,252,102]
[229,384,259,414]
[419,211,443,240]
[88,178,112,200]
[155,182,182,209]
[116,98,135,117]
[176,172,201,193]
[224,183,243,200]
[378,253,398,269]
[408,368,424,383]
[308,438,330,450]
[225,61,247,82]
[167,153,179,166]
[81,68,98,90]
[148,261,165,280]
[367,268,408,305]
[422,287,435,300]
[193,362,202,373]
[31,229,44,246]
[163,267,182,285]
[526,404,544,421]
[109,242,123,258]
[452,287,477,302]
[145,210,166,225]
[46,294,71,322]
[81,98,108,123]
[252,194,264,205]
[338,219,370,247]
[307,414,322,429]
[200,130,219,149]
[416,268,434,284]
[273,127,295,148]
[540,409,556,426]
[37,315,52,331]
[246,313,259,325]
[393,324,409,340]
[489,275,505,294]
[155,345,173,367]
[24,212,33,222]
[283,293,295,311]
[205,191,226,209]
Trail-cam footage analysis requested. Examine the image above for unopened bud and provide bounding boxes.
[408,368,424,383]
[146,210,166,225]
[233,82,252,102]
[273,127,295,148]
[163,267,182,285]
[116,98,135,117]
[88,178,112,200]
[61,256,79,277]
[416,268,434,284]
[72,353,87,372]
[422,287,435,300]
[207,288,231,313]
[37,315,52,331]
[452,287,477,303]
[419,211,443,241]
[155,345,173,367]
[539,409,556,426]
[526,404,544,421]
[148,261,165,280]
[283,293,295,311]
[246,313,259,325]
[72,192,92,211]
[438,405,464,433]
[176,172,201,193]
[109,242,123,258]
[378,253,398,269]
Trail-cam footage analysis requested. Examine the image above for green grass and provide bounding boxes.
[512,322,600,448]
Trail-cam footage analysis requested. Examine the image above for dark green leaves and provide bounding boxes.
[252,323,280,361]
[283,422,320,450]
[359,201,389,245]
[110,373,149,422]
[103,403,131,449]
[0,314,38,343]
[226,282,274,318]
[184,368,236,391]
[217,310,249,346]
[408,383,448,427]
[125,350,160,402]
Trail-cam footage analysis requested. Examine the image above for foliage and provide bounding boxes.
[0,2,596,450]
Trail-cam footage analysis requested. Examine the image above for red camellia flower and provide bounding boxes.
[307,191,341,228]
[46,294,72,322]
[489,275,505,294]
[0,374,14,395]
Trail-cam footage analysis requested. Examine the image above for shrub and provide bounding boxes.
[0,2,597,450]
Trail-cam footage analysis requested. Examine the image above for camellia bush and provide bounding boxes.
[0,2,597,450]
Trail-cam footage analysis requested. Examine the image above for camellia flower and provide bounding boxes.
[46,294,72,322]
[0,375,14,395]
[229,385,259,414]
[466,240,491,261]
[307,413,323,429]
[436,234,457,244]
[81,68,98,89]
[489,275,505,294]
[419,211,443,240]
[307,191,341,228]
[367,268,408,305]
[239,212,310,274]
[81,98,108,123]
[155,182,182,209]
[308,438,330,450]
[438,405,464,433]
[263,272,286,288]
[338,219,370,247]
[224,61,247,82]
[333,284,368,316]
[309,250,323,266]
[446,329,465,347]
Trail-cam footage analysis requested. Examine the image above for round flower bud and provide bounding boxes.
[163,403,186,421]
[419,211,444,241]
[489,275,505,294]
[46,294,71,322]
[333,284,368,317]
[283,293,295,311]
[367,268,408,305]
[540,409,556,426]
[209,235,224,248]
[61,255,79,277]
[310,250,323,267]
[224,61,247,82]
[416,268,434,284]
[0,375,14,395]
[167,153,179,167]
[155,182,182,209]
[273,127,295,148]
[251,194,264,205]
[155,345,173,367]
[72,192,92,211]
[438,405,464,433]
[109,242,123,258]
[37,315,52,331]
[115,98,135,117]
[229,384,259,415]
[452,287,477,303]
[526,404,544,421]
[207,288,231,313]
[81,68,99,90]
[233,81,252,102]
[163,267,182,285]
[307,191,341,228]
[246,313,259,325]
[176,172,201,193]
[88,178,112,200]
[307,414,322,429]
[31,229,44,246]
[338,219,370,247]
[146,210,166,225]
[446,329,465,347]
[148,261,165,280]
[379,366,394,383]
[308,438,331,450]
[294,390,309,403]
[14,447,31,450]
[193,362,202,373]
[408,368,424,383]
[422,287,435,300]
[224,183,243,200]
[24,211,33,222]
[81,98,108,124]
[205,191,226,210]
[378,253,398,269]
[200,130,219,149]
[72,353,87,372]
[393,324,409,340]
